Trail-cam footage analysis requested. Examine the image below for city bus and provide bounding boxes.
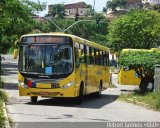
[16,32,110,103]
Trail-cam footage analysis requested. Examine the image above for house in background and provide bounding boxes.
[32,15,45,22]
[142,0,160,4]
[106,0,142,19]
[48,2,92,18]
[126,0,142,9]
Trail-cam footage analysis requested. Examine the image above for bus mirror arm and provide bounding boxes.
[13,49,18,59]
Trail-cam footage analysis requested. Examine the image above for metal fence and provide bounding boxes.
[0,55,5,87]
[0,55,2,86]
[154,64,160,91]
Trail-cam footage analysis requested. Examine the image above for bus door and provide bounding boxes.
[87,47,96,93]
[74,43,87,94]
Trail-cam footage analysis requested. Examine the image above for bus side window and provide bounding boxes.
[86,46,90,64]
[102,51,106,66]
[84,45,87,63]
[94,49,99,65]
[74,42,80,68]
[80,44,85,63]
[94,48,97,64]
[104,52,109,66]
[103,52,106,66]
[89,47,94,64]
[99,51,103,65]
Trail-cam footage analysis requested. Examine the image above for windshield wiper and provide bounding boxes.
[27,72,40,75]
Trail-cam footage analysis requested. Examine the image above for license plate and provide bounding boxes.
[40,92,49,95]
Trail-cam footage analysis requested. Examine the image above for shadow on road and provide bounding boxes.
[25,94,119,109]
[1,59,18,90]
[1,61,18,76]
[3,82,18,90]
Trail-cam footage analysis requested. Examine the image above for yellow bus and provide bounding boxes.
[118,67,141,85]
[17,33,110,103]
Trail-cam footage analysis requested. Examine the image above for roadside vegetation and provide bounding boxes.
[120,50,160,93]
[109,83,117,88]
[119,91,160,111]
[0,90,8,127]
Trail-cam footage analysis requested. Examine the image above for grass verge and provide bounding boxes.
[119,90,160,111]
[109,83,117,88]
[110,66,119,74]
[0,90,8,127]
[7,47,14,54]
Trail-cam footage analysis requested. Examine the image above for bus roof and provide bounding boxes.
[21,33,110,52]
[122,48,160,53]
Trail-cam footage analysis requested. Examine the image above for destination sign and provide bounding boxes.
[22,36,69,43]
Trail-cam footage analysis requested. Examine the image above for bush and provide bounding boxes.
[119,91,160,111]
[0,90,8,127]
[0,90,8,102]
[0,102,5,127]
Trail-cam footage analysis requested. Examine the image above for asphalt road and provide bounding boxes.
[1,54,160,127]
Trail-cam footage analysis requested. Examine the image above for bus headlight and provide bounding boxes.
[18,81,28,88]
[61,81,75,89]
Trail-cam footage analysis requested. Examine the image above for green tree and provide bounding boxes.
[103,7,107,13]
[22,0,46,14]
[49,4,65,19]
[106,1,118,12]
[38,15,109,46]
[0,0,46,54]
[107,10,160,52]
[120,49,160,92]
[59,14,109,45]
[106,0,127,11]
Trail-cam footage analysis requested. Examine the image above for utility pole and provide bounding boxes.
[0,55,5,87]
[93,0,95,11]
[0,55,1,87]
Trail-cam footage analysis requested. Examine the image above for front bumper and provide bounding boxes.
[18,85,80,98]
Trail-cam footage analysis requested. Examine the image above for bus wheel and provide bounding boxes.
[95,82,102,98]
[30,96,38,103]
[75,84,83,104]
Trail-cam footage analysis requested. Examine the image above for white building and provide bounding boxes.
[142,0,160,4]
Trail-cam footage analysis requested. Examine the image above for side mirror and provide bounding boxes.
[13,49,18,59]
[13,40,19,59]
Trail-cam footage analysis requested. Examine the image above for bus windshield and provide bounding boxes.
[19,38,73,76]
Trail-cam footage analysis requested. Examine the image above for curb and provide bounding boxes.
[126,98,153,109]
[3,102,10,128]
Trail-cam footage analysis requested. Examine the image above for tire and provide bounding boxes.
[75,84,83,104]
[30,96,38,103]
[95,82,102,98]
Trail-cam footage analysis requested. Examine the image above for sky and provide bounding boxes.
[31,0,108,16]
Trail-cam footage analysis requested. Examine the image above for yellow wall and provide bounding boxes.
[118,68,140,85]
